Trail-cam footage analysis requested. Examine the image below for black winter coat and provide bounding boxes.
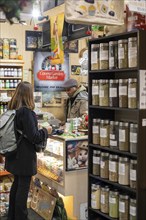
[5,107,48,176]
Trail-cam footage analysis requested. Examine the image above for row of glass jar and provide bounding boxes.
[91,37,137,70]
[92,151,137,187]
[0,68,22,77]
[0,79,21,89]
[91,183,136,220]
[92,119,137,154]
[92,78,137,108]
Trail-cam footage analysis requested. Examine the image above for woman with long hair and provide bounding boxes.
[5,81,52,220]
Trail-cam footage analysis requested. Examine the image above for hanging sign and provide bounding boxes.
[127,0,146,14]
[37,70,65,81]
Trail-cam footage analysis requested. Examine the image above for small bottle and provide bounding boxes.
[109,79,119,107]
[119,79,128,108]
[92,80,99,105]
[99,79,109,106]
[109,154,118,182]
[119,122,129,151]
[130,198,136,220]
[118,39,128,69]
[128,37,137,68]
[118,157,130,185]
[109,121,119,149]
[92,150,100,176]
[91,183,101,210]
[92,118,100,145]
[109,41,118,69]
[100,186,109,214]
[130,159,137,189]
[99,43,109,70]
[100,119,109,147]
[109,190,119,218]
[128,78,137,109]
[100,152,109,179]
[119,194,129,220]
[130,123,138,154]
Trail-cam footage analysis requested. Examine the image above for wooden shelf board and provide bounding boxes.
[89,207,116,220]
[0,77,22,79]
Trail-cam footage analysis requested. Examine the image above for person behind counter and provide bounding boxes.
[63,78,88,120]
[5,81,52,220]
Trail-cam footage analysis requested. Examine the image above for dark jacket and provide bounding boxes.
[5,107,48,176]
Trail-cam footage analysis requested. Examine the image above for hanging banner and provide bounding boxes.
[50,13,64,65]
[127,0,146,14]
[65,0,124,26]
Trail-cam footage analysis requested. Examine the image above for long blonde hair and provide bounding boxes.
[8,81,35,110]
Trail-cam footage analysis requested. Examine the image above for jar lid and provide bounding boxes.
[119,122,129,127]
[128,78,137,83]
[101,152,109,157]
[128,37,137,42]
[99,79,108,83]
[119,79,128,83]
[101,186,110,191]
[93,150,101,154]
[109,79,119,84]
[93,118,100,123]
[130,198,137,203]
[109,154,118,159]
[110,121,119,125]
[130,123,138,128]
[100,43,109,47]
[92,79,96,83]
[91,44,99,48]
[119,157,129,162]
[119,194,129,199]
[130,159,137,164]
[100,119,109,124]
[109,41,118,45]
[118,39,128,43]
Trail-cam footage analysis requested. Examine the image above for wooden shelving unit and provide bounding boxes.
[88,30,146,220]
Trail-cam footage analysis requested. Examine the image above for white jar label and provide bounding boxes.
[93,156,100,164]
[109,197,116,204]
[109,57,114,67]
[130,169,136,181]
[109,161,116,172]
[93,125,99,133]
[91,51,98,64]
[119,163,126,175]
[101,194,105,204]
[119,201,125,213]
[92,85,99,95]
[130,206,136,216]
[118,48,124,59]
[110,140,117,147]
[119,129,126,142]
[100,50,108,61]
[128,88,136,98]
[100,161,105,169]
[100,128,107,138]
[99,89,104,98]
[130,132,137,143]
[110,88,117,97]
[128,47,137,58]
[119,86,127,96]
[110,134,115,139]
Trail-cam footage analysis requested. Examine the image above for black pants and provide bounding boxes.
[8,175,32,220]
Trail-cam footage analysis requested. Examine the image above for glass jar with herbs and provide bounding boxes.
[99,43,109,70]
[118,39,128,69]
[130,159,137,189]
[130,123,138,154]
[119,79,128,108]
[109,79,119,107]
[99,79,109,106]
[119,122,129,151]
[91,183,101,209]
[100,152,109,179]
[92,150,101,176]
[91,44,99,70]
[109,121,119,149]
[100,186,109,214]
[109,154,118,182]
[130,198,137,220]
[128,78,137,109]
[100,120,109,147]
[118,157,130,185]
[92,119,100,145]
[92,80,99,105]
[128,37,137,68]
[119,194,129,220]
[109,41,118,69]
[109,190,119,218]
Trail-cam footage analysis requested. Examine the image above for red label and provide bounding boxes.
[37,70,65,81]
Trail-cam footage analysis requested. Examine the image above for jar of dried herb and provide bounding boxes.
[119,122,129,151]
[130,123,138,154]
[100,186,109,214]
[99,43,109,70]
[100,120,109,147]
[109,41,118,69]
[91,183,101,209]
[109,121,119,149]
[119,194,129,220]
[109,79,119,107]
[128,78,137,109]
[100,152,109,179]
[99,79,109,106]
[92,80,99,105]
[130,159,137,189]
[109,154,118,182]
[119,79,128,108]
[109,190,119,218]
[92,119,100,145]
[92,150,101,176]
[118,39,128,69]
[91,44,99,70]
[130,198,136,220]
[118,157,130,185]
[128,37,137,68]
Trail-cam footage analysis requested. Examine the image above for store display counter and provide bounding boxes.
[36,134,88,219]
